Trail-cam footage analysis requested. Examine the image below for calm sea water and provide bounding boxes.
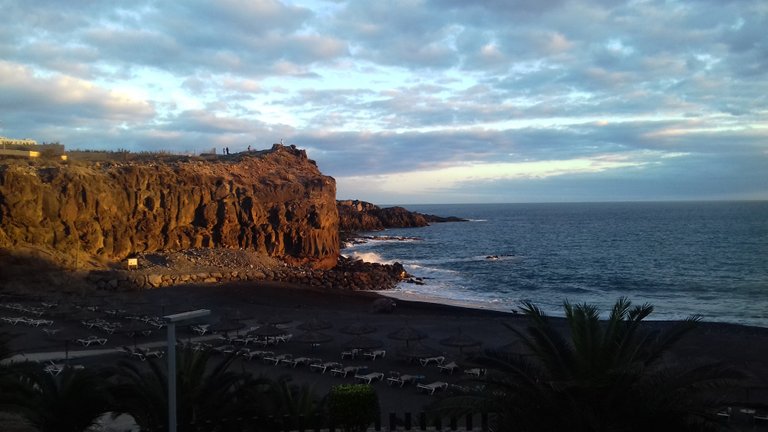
[343,202,768,327]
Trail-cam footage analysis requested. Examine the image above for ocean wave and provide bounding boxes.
[345,251,393,265]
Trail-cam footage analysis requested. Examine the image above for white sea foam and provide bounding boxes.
[345,251,392,264]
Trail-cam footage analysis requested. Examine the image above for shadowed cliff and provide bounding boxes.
[0,144,339,270]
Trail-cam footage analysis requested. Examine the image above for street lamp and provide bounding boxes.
[163,309,210,432]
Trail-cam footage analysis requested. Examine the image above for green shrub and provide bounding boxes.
[328,384,379,432]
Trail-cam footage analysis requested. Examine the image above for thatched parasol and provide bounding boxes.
[260,314,292,325]
[248,324,289,338]
[297,316,333,331]
[292,330,334,346]
[439,328,481,353]
[210,318,246,336]
[388,325,427,347]
[339,322,377,336]
[396,342,442,361]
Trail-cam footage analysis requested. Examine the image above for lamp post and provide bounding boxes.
[163,309,210,432]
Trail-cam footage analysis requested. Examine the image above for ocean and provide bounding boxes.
[342,201,768,328]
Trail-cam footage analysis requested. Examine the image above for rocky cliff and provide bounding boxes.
[337,199,467,232]
[0,144,340,270]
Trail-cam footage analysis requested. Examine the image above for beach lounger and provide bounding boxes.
[138,347,164,359]
[417,381,449,395]
[2,316,29,325]
[190,342,212,352]
[464,368,486,377]
[363,349,386,360]
[28,318,53,327]
[213,344,238,355]
[310,361,341,374]
[341,348,361,359]
[419,355,445,366]
[42,328,61,336]
[119,346,150,361]
[284,356,319,368]
[274,333,292,344]
[354,372,384,384]
[43,362,64,376]
[331,365,367,377]
[438,361,459,374]
[264,353,291,365]
[386,374,420,387]
[191,324,210,335]
[241,349,273,361]
[77,335,108,347]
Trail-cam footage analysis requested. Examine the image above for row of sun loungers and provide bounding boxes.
[215,333,293,346]
[1,302,47,317]
[341,349,387,360]
[1,316,54,327]
[42,361,85,376]
[77,335,108,347]
[82,318,121,334]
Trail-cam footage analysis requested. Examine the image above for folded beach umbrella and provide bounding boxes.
[439,329,481,353]
[387,325,428,347]
[298,316,333,331]
[342,335,384,350]
[339,322,377,336]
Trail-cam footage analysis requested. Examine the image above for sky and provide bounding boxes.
[1,0,766,204]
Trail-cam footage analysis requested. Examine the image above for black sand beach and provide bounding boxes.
[3,280,768,417]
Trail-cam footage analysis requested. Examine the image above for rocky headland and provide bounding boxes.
[0,145,456,294]
[336,199,466,233]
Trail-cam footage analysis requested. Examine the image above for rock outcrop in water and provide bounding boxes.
[337,199,467,232]
[0,144,340,270]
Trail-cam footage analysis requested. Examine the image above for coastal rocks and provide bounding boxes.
[0,144,339,270]
[337,199,467,232]
[84,255,408,292]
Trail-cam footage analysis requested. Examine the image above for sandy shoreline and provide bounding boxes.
[3,280,768,415]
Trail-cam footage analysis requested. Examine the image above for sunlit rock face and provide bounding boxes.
[0,144,340,269]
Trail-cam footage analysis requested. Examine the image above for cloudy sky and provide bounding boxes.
[1,0,766,204]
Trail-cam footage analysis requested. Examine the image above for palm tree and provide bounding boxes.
[110,346,260,432]
[267,376,323,429]
[4,365,112,432]
[433,298,742,432]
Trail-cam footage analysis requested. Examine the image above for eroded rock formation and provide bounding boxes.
[0,144,340,269]
[337,199,467,232]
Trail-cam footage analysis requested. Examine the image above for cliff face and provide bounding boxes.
[0,144,339,269]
